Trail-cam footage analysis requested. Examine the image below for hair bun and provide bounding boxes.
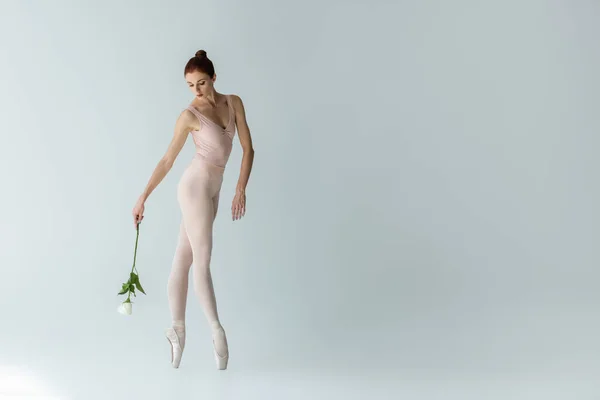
[195,50,207,58]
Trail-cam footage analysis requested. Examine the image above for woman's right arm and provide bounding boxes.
[132,110,195,225]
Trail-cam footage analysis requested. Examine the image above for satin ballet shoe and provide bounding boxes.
[165,327,184,368]
[212,326,229,370]
[214,343,229,370]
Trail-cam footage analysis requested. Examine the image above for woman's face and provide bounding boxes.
[185,70,215,99]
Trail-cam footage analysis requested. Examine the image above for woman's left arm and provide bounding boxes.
[231,94,255,221]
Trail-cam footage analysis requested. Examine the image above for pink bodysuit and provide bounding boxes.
[166,95,235,359]
[188,95,236,168]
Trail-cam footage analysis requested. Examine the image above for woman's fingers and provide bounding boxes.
[132,204,144,227]
[231,196,246,221]
[239,199,245,219]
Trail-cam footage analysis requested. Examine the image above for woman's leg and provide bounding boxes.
[208,190,228,363]
[166,220,192,347]
[179,174,222,329]
[175,162,228,368]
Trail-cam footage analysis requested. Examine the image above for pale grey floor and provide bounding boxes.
[2,296,599,399]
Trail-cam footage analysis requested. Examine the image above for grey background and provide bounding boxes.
[1,0,599,399]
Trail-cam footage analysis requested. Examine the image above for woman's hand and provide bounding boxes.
[132,197,145,227]
[231,190,246,221]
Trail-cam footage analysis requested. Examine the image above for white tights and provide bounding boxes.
[166,157,227,355]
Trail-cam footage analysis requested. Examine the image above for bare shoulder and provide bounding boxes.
[228,94,245,109]
[229,94,248,122]
[176,107,199,132]
[228,94,251,150]
[179,107,196,120]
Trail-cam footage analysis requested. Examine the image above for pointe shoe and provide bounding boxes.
[165,327,184,368]
[212,326,229,370]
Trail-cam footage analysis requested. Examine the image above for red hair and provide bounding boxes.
[184,50,215,77]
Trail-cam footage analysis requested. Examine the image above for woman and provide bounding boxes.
[131,50,255,370]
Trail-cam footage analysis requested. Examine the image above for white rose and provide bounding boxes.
[117,302,132,315]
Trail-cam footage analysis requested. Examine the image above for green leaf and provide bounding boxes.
[134,280,146,295]
[118,283,130,295]
[130,272,138,283]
